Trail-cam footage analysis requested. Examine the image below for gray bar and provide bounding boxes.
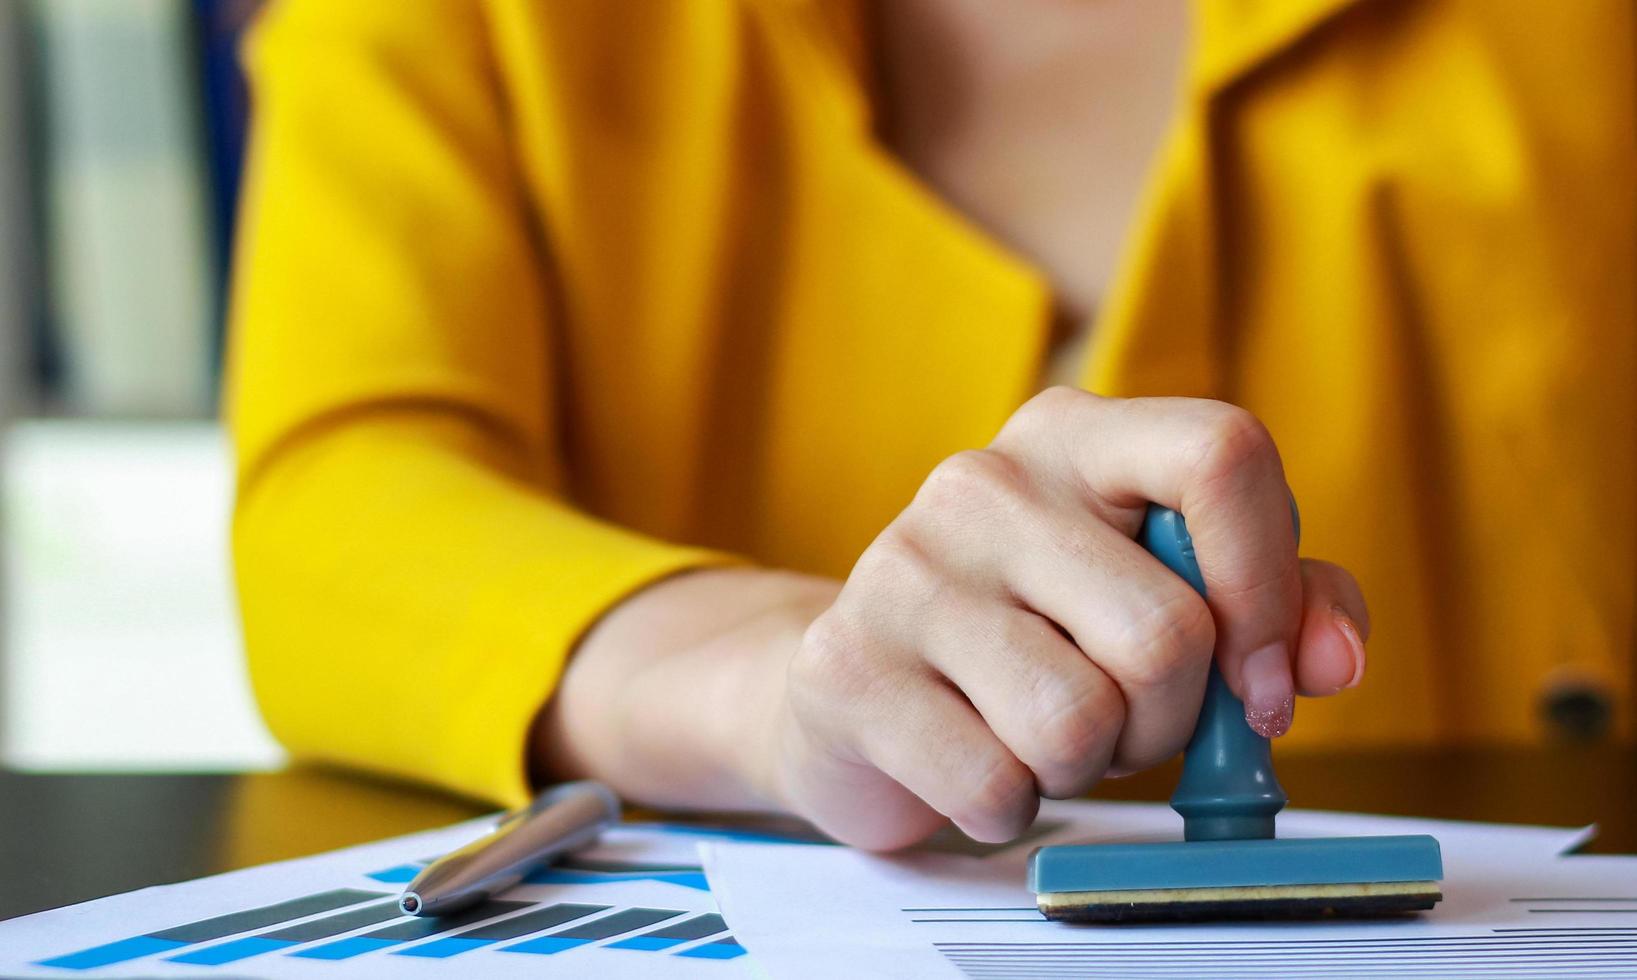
[262,901,405,942]
[459,903,608,941]
[554,907,683,941]
[645,913,727,941]
[148,889,384,942]
[366,900,532,942]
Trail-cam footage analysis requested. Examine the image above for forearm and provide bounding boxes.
[234,410,725,806]
[532,567,840,811]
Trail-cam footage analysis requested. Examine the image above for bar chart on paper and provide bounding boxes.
[702,800,1637,980]
[1,818,758,978]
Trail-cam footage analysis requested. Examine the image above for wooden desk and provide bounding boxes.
[2,745,1632,922]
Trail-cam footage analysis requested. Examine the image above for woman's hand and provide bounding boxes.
[769,389,1367,848]
[538,389,1368,851]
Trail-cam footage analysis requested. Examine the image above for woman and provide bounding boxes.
[228,0,1634,848]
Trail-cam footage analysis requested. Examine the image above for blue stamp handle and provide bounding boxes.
[1139,503,1298,842]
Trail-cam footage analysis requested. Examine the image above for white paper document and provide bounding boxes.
[703,801,1634,980]
[0,799,1617,979]
[0,816,770,978]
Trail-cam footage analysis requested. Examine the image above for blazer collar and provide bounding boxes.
[1190,0,1369,93]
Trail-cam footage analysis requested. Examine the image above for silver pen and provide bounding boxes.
[399,780,621,917]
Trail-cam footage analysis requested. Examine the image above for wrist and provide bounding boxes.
[725,580,833,810]
[536,565,836,812]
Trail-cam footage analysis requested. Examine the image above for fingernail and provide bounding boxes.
[1332,606,1366,689]
[1241,642,1294,738]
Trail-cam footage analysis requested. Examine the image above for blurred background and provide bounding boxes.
[0,0,282,771]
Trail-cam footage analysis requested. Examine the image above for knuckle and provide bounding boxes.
[853,526,941,598]
[1054,519,1110,568]
[1209,557,1301,606]
[1192,403,1280,489]
[1114,726,1195,773]
[1031,683,1120,788]
[792,612,875,704]
[1113,592,1215,690]
[992,612,1058,653]
[954,753,1036,836]
[794,605,929,727]
[789,613,843,688]
[919,449,1026,513]
[1000,385,1097,440]
[1113,679,1208,770]
[1028,384,1096,420]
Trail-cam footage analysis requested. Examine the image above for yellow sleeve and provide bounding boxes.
[226,0,727,807]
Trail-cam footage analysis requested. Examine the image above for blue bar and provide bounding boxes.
[609,935,684,951]
[36,936,188,971]
[503,935,590,955]
[365,863,424,884]
[291,899,531,959]
[34,890,384,970]
[526,868,711,891]
[393,937,496,959]
[168,936,296,965]
[634,822,818,845]
[679,937,747,960]
[290,936,399,960]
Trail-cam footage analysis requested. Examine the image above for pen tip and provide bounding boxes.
[400,894,421,915]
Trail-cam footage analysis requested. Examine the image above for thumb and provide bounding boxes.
[1183,491,1303,739]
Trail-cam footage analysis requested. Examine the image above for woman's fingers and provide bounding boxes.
[996,389,1303,737]
[994,514,1215,772]
[772,700,949,851]
[774,392,1374,851]
[1294,558,1370,696]
[786,608,1040,846]
[921,604,1126,799]
[851,673,1041,843]
[902,444,1220,770]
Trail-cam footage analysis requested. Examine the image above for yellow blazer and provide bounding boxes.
[229,0,1636,808]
